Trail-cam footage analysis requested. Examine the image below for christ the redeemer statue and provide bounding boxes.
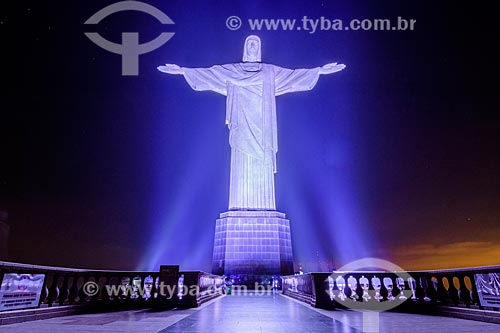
[158,35,345,211]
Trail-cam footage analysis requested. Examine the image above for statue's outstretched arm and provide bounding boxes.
[319,62,346,75]
[157,63,185,75]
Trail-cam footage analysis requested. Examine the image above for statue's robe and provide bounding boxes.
[183,63,320,210]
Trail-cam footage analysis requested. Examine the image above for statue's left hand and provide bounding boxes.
[319,62,346,74]
[157,63,184,75]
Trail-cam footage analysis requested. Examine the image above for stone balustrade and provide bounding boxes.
[0,261,224,317]
[282,265,500,323]
[2,259,499,324]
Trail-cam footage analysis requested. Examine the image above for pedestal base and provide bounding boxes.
[212,211,294,281]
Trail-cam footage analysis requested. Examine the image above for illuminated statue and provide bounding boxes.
[158,35,345,210]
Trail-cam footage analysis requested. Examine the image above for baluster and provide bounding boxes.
[89,275,99,303]
[99,275,111,303]
[40,276,49,306]
[460,275,473,307]
[450,276,461,306]
[58,274,70,306]
[47,273,60,307]
[78,275,91,303]
[108,276,119,302]
[439,276,450,304]
[419,275,431,301]
[68,275,79,304]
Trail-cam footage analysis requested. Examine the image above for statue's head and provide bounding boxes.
[243,35,261,63]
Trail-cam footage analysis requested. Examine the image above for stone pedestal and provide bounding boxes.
[212,211,294,281]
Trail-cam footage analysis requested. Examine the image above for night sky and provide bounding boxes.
[1,0,499,272]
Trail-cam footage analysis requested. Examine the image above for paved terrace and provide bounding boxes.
[1,293,499,333]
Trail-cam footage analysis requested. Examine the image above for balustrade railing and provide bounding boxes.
[0,261,224,315]
[282,265,500,312]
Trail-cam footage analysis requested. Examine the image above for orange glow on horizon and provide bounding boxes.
[385,241,500,271]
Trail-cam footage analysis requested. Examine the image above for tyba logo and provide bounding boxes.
[84,1,175,76]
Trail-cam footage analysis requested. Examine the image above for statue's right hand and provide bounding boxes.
[157,64,184,74]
